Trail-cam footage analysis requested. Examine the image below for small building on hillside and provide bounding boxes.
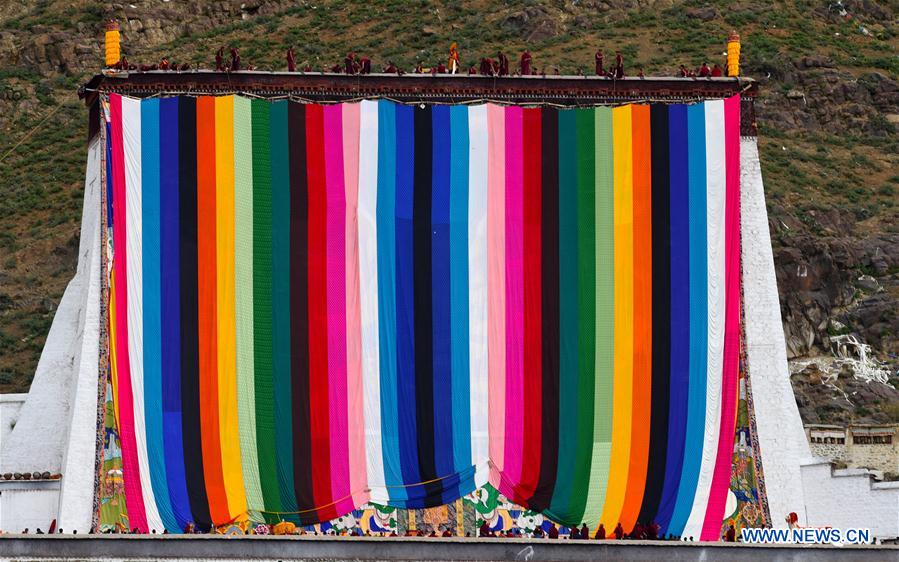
[806,423,899,476]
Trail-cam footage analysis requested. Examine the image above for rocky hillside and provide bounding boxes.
[0,0,896,424]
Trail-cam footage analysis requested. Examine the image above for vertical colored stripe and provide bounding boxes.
[251,99,280,520]
[375,100,403,503]
[668,102,709,536]
[159,97,193,529]
[395,104,421,501]
[502,105,524,502]
[234,95,264,517]
[467,105,490,488]
[123,96,164,532]
[412,105,439,506]
[323,104,352,515]
[604,105,636,528]
[178,96,212,530]
[270,100,298,519]
[196,96,229,525]
[449,105,473,489]
[682,99,726,539]
[343,103,367,507]
[571,108,596,524]
[287,102,315,523]
[637,105,670,527]
[306,104,334,518]
[619,104,653,533]
[657,104,690,533]
[485,104,506,490]
[213,95,247,521]
[531,107,559,511]
[359,100,387,504]
[549,109,578,522]
[701,95,741,540]
[518,107,542,502]
[109,93,149,532]
[431,105,457,503]
[141,98,180,532]
[584,106,614,528]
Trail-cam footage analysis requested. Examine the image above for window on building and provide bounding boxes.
[854,435,872,445]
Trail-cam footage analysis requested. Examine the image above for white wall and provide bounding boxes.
[0,136,102,532]
[0,484,60,533]
[741,138,814,527]
[0,394,26,449]
[802,463,899,540]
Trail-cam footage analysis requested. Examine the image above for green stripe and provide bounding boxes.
[234,96,264,519]
[549,109,579,522]
[269,100,297,520]
[251,99,281,519]
[582,107,615,526]
[571,108,596,523]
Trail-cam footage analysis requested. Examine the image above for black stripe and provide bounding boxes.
[638,104,671,526]
[531,107,560,511]
[178,96,212,530]
[412,105,441,506]
[287,102,316,525]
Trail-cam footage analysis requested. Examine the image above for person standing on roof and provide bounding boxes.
[711,63,723,77]
[698,62,711,77]
[498,51,509,76]
[230,48,240,71]
[448,42,460,74]
[215,47,224,71]
[614,50,624,78]
[595,50,604,75]
[520,49,533,75]
[287,47,296,72]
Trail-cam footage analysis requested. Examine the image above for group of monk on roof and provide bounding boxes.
[108,43,728,79]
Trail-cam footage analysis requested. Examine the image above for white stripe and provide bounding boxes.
[683,99,726,538]
[122,96,164,532]
[358,100,387,503]
[468,104,490,487]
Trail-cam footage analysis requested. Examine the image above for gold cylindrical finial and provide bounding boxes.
[727,29,740,77]
[105,19,121,67]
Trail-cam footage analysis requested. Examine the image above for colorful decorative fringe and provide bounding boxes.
[103,94,742,539]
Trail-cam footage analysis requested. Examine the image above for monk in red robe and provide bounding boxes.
[520,49,532,75]
[595,50,604,75]
[698,62,711,77]
[286,47,296,72]
[711,63,723,77]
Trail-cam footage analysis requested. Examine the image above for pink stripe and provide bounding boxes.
[341,103,369,508]
[701,95,741,540]
[502,106,524,500]
[323,105,353,515]
[109,94,148,532]
[486,104,506,491]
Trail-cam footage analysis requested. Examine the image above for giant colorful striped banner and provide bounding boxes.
[104,93,741,540]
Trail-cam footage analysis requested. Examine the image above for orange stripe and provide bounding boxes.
[196,96,230,524]
[619,104,653,530]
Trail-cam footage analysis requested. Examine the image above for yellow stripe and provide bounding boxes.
[215,95,248,520]
[600,105,634,528]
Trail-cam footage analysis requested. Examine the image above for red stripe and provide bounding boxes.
[305,104,335,520]
[518,107,543,501]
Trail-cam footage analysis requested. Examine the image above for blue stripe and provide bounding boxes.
[158,97,193,529]
[430,105,456,504]
[448,105,473,490]
[140,99,179,532]
[376,101,405,502]
[667,103,709,535]
[656,104,690,534]
[394,104,421,495]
